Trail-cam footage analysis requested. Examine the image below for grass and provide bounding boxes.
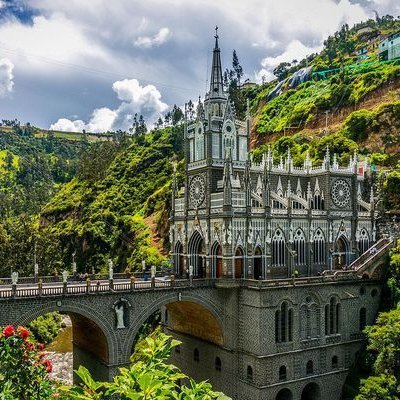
[0,125,111,142]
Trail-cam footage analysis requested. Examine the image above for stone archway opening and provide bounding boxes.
[235,247,244,279]
[188,230,205,278]
[211,241,223,278]
[276,388,293,400]
[175,241,185,277]
[334,235,349,270]
[301,382,321,400]
[28,311,110,384]
[254,247,262,280]
[130,310,161,353]
[164,300,223,345]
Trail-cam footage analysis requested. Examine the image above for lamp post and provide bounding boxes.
[34,241,38,282]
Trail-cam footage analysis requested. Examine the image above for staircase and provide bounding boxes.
[335,237,394,279]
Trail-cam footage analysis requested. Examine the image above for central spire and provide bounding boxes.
[209,26,224,99]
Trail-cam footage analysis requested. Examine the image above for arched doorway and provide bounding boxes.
[211,242,223,278]
[276,388,293,400]
[254,247,262,280]
[301,382,321,400]
[235,247,244,278]
[188,230,205,278]
[334,235,349,270]
[175,241,184,277]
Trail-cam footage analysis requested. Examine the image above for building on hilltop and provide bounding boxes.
[170,29,376,282]
[379,31,400,61]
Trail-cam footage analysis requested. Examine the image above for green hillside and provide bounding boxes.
[40,126,184,273]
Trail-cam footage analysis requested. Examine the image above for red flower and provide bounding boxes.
[25,342,34,351]
[38,343,45,351]
[3,325,15,337]
[19,328,30,341]
[42,359,52,373]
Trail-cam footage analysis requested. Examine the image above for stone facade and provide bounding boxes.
[165,280,381,400]
[167,32,381,400]
[170,33,376,283]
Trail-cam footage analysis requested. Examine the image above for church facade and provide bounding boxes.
[170,33,376,282]
[167,32,380,400]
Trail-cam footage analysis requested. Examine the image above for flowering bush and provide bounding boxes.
[0,325,56,399]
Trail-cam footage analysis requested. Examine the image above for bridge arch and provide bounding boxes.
[122,291,224,360]
[18,301,119,381]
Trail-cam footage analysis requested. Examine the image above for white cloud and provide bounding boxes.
[50,118,85,132]
[0,14,108,74]
[0,58,14,97]
[134,27,172,49]
[255,40,322,82]
[50,78,168,133]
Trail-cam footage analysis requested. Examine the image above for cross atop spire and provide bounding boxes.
[208,26,225,99]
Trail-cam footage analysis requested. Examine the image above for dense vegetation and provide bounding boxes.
[251,16,400,136]
[0,326,230,399]
[0,123,89,276]
[40,126,184,273]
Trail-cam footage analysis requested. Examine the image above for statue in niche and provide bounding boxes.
[115,303,126,329]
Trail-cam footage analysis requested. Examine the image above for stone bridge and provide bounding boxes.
[0,241,394,400]
[0,278,231,382]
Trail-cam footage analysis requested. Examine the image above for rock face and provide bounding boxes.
[46,351,73,384]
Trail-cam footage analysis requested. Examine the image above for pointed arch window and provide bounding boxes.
[212,133,220,159]
[306,360,314,375]
[358,229,370,255]
[275,301,293,343]
[301,302,321,340]
[215,356,222,372]
[195,130,204,161]
[272,230,286,267]
[359,307,367,331]
[194,348,200,363]
[293,229,306,265]
[279,365,287,381]
[325,297,340,335]
[313,229,326,264]
[246,365,253,382]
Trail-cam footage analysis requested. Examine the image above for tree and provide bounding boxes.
[354,308,400,400]
[273,62,291,81]
[4,150,14,170]
[187,100,195,120]
[60,330,231,399]
[155,117,164,130]
[171,105,184,126]
[232,50,243,86]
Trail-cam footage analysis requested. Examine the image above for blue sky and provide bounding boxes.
[0,0,399,132]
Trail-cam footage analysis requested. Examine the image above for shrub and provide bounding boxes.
[343,109,375,141]
[383,171,400,210]
[29,312,62,344]
[60,329,231,400]
[0,325,55,399]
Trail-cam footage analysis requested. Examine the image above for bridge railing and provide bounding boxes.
[0,271,171,286]
[0,276,217,299]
